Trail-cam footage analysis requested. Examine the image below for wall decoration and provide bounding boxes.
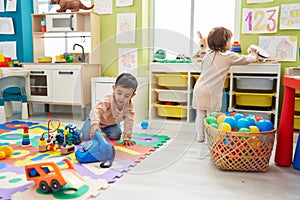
[0,41,17,59]
[280,3,300,30]
[118,48,137,76]
[5,0,17,12]
[242,6,279,34]
[247,0,273,4]
[116,13,136,44]
[0,0,4,12]
[259,35,298,61]
[94,0,112,14]
[116,0,133,7]
[0,17,14,34]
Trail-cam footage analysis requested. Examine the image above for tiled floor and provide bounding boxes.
[7,111,300,200]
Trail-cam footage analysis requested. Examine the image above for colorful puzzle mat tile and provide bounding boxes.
[0,121,170,199]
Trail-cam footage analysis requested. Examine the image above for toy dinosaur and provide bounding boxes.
[50,0,94,12]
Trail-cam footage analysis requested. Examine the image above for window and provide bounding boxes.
[153,0,239,59]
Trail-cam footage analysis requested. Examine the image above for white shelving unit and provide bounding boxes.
[228,63,281,128]
[149,63,201,131]
[149,62,281,131]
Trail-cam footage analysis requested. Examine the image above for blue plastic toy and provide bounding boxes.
[75,130,115,168]
[141,121,149,129]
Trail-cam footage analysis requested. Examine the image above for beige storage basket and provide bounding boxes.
[204,119,276,172]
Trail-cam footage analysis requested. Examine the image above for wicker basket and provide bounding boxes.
[204,120,276,172]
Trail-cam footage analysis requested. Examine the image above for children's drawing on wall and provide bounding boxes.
[118,48,137,76]
[5,0,17,12]
[259,36,298,61]
[280,3,300,30]
[94,0,112,14]
[116,0,133,7]
[0,17,14,34]
[116,13,136,44]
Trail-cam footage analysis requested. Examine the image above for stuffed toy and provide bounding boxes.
[50,0,94,12]
[192,31,209,63]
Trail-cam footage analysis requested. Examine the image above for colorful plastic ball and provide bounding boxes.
[0,151,6,160]
[210,122,219,129]
[247,114,256,119]
[255,120,274,132]
[238,127,250,132]
[249,125,260,132]
[224,116,237,129]
[141,121,149,129]
[217,115,226,125]
[210,112,218,117]
[218,122,232,131]
[256,116,264,122]
[206,116,217,125]
[237,118,250,129]
[233,113,244,121]
[215,112,225,119]
[245,116,256,125]
[229,112,237,116]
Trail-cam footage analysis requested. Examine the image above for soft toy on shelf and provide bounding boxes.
[192,31,209,63]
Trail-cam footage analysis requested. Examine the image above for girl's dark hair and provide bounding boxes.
[115,73,138,91]
[207,27,232,52]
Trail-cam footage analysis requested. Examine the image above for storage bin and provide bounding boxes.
[205,119,276,172]
[235,76,275,91]
[296,90,300,95]
[295,97,300,112]
[154,73,191,87]
[295,115,300,129]
[192,74,229,88]
[154,89,188,102]
[234,92,274,107]
[154,103,187,118]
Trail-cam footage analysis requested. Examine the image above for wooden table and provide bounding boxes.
[274,76,300,166]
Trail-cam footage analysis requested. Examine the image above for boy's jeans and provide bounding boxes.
[80,117,122,141]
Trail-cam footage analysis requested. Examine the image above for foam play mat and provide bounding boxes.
[0,120,170,200]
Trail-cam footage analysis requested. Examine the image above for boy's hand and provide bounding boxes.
[90,124,101,139]
[122,139,136,146]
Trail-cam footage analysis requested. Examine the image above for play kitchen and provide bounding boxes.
[31,12,100,64]
[16,12,102,120]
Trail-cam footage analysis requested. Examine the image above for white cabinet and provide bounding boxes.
[23,63,100,120]
[149,63,201,131]
[228,63,281,128]
[91,77,149,123]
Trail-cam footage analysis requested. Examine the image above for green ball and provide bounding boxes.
[206,116,217,125]
[210,122,218,129]
[238,127,250,132]
[210,112,218,117]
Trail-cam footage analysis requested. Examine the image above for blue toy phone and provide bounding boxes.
[75,130,115,168]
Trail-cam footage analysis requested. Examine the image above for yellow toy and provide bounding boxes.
[0,145,14,160]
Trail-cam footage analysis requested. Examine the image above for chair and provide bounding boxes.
[0,76,29,123]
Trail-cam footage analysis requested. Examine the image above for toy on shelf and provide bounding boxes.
[192,31,209,63]
[50,0,94,12]
[25,157,85,193]
[230,41,242,54]
[0,145,14,160]
[38,120,80,155]
[21,125,32,147]
[75,130,115,168]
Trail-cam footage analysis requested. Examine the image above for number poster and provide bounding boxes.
[242,6,279,34]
